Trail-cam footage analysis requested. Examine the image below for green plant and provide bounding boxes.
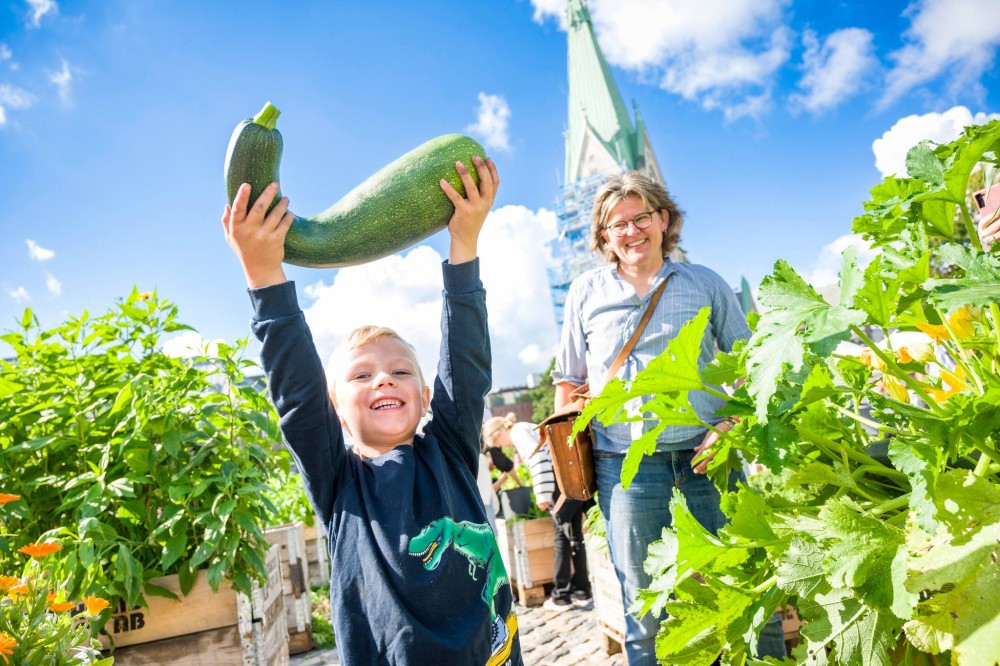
[309,584,335,649]
[224,101,485,268]
[262,457,315,528]
[578,121,1000,664]
[0,289,281,613]
[0,495,112,665]
[525,357,558,424]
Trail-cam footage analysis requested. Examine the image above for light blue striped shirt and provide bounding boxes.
[552,259,750,453]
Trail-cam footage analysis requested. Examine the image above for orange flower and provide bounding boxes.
[83,595,110,616]
[0,632,17,661]
[897,342,935,364]
[881,375,910,403]
[18,542,62,558]
[48,601,76,613]
[916,307,977,343]
[0,494,20,505]
[0,576,19,592]
[7,583,30,599]
[860,348,887,372]
[927,366,971,404]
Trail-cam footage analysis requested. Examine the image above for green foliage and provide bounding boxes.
[577,121,1000,664]
[0,289,281,614]
[309,584,336,649]
[262,455,315,528]
[525,357,558,424]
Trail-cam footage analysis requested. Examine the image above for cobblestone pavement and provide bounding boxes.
[289,600,626,666]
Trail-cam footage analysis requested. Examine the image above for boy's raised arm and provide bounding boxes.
[430,157,499,472]
[221,182,295,289]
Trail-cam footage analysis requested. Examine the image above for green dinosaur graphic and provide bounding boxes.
[408,517,509,620]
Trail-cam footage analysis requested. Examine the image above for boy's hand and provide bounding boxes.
[222,182,295,288]
[441,156,499,264]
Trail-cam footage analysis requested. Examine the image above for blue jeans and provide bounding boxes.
[595,447,786,665]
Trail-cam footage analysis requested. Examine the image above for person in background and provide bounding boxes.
[483,427,523,493]
[483,414,593,612]
[477,451,500,533]
[551,171,785,663]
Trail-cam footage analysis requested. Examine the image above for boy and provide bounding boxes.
[222,155,522,666]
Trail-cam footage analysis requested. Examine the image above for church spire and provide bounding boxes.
[565,0,659,185]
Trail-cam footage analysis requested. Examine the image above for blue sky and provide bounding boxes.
[1,0,998,388]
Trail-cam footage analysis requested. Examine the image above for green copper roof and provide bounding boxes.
[565,0,640,184]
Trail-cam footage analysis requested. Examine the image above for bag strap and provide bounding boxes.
[602,272,671,385]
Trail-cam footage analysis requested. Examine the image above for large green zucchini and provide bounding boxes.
[223,102,484,268]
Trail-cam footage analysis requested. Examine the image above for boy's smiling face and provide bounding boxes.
[332,337,430,455]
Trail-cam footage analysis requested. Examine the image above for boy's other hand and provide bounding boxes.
[222,182,295,288]
[441,156,499,264]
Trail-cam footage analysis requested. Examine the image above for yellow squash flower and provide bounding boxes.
[897,342,935,364]
[916,306,977,343]
[860,348,888,371]
[881,375,910,403]
[83,595,110,616]
[927,366,971,404]
[18,542,62,558]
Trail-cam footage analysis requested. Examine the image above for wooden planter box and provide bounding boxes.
[93,544,288,665]
[265,522,314,655]
[302,520,330,587]
[585,535,626,659]
[495,517,554,607]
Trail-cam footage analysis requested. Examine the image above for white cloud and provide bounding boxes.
[795,234,878,305]
[0,44,12,64]
[7,286,30,303]
[45,272,61,296]
[49,59,72,104]
[300,205,559,389]
[872,106,1000,177]
[465,93,511,152]
[531,0,792,122]
[162,331,223,359]
[880,0,1000,109]
[26,0,57,28]
[531,0,566,28]
[0,84,34,127]
[790,28,878,114]
[25,239,55,261]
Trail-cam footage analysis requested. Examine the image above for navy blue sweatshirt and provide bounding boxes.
[249,259,522,666]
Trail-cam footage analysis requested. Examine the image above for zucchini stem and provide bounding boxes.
[253,102,281,130]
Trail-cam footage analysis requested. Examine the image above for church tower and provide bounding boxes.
[547,0,684,328]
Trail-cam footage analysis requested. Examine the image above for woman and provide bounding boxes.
[482,414,592,611]
[551,171,785,663]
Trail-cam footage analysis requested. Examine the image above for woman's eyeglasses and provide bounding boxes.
[604,211,656,237]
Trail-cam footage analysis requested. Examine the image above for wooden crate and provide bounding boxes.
[495,517,554,607]
[265,522,314,654]
[93,544,288,665]
[586,536,626,659]
[302,520,330,587]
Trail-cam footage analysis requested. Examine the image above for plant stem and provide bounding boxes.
[749,575,778,595]
[974,449,994,478]
[834,404,901,436]
[253,102,281,130]
[961,204,983,252]
[868,493,910,517]
[798,426,909,484]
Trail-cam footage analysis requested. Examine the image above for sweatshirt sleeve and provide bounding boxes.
[249,281,347,529]
[427,259,492,475]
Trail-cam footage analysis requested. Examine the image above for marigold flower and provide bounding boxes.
[0,576,20,592]
[896,342,935,364]
[7,583,30,599]
[138,291,153,301]
[881,375,910,403]
[18,542,62,558]
[83,595,110,616]
[0,494,20,505]
[48,601,76,613]
[0,632,17,660]
[860,348,887,372]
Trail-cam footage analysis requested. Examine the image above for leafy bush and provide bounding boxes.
[578,122,1000,664]
[0,289,281,612]
[309,584,335,649]
[262,458,316,528]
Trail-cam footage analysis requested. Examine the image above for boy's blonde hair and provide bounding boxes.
[327,325,425,395]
